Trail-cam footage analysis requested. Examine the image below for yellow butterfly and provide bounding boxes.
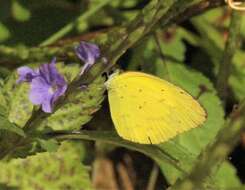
[106,71,207,144]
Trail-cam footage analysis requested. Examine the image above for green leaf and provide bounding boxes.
[4,73,33,127]
[0,141,93,190]
[212,161,241,189]
[0,22,10,42]
[36,138,59,152]
[157,28,186,62]
[12,0,31,22]
[0,115,25,137]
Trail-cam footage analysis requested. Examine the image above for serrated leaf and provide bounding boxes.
[0,142,93,190]
[3,73,33,127]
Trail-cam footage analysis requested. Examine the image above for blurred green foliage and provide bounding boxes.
[0,0,244,189]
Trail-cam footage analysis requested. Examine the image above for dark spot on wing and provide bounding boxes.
[180,91,184,94]
[139,106,142,109]
[159,99,165,102]
[120,96,124,99]
[138,89,142,92]
[161,89,165,92]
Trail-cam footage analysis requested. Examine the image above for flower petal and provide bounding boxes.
[24,58,67,113]
[29,77,50,105]
[39,63,51,84]
[75,41,100,65]
[17,66,38,83]
[41,96,53,113]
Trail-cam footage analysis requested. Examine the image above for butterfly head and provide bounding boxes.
[104,70,121,90]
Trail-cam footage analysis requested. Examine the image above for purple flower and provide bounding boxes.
[17,66,39,84]
[17,58,67,113]
[75,41,100,75]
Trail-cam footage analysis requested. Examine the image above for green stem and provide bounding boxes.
[48,130,186,174]
[39,0,111,46]
[170,100,245,190]
[216,11,242,103]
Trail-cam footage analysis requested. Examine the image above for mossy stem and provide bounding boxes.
[216,11,242,104]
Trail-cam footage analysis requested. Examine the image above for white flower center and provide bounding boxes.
[48,87,55,94]
[48,84,58,95]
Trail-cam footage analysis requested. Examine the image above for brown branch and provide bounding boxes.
[164,0,225,26]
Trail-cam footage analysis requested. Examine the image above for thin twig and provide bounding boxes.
[147,163,159,190]
[216,11,243,103]
[168,0,225,26]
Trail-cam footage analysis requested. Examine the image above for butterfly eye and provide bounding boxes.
[226,0,245,11]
